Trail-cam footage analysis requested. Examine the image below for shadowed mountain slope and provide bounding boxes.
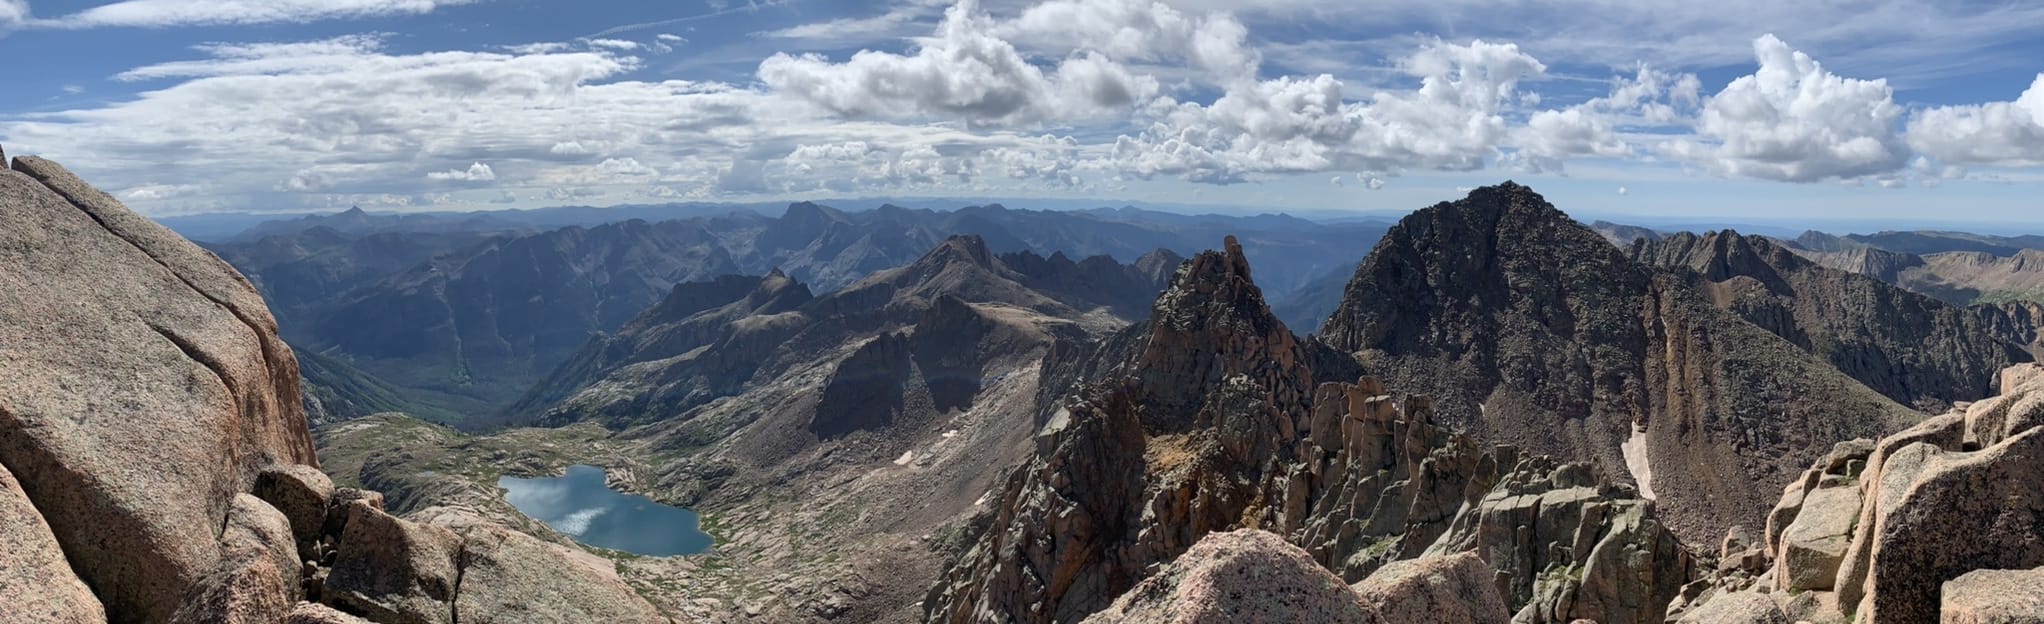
[1318,183,1919,545]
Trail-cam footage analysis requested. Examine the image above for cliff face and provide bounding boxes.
[925,236,1694,624]
[0,152,666,624]
[1633,230,2026,409]
[1317,183,1918,545]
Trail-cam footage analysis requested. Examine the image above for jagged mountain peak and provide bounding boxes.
[1130,236,1310,435]
[780,200,846,222]
[1640,229,1801,284]
[917,234,998,271]
[1152,235,1267,328]
[1321,180,1644,350]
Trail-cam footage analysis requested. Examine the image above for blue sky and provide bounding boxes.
[1,0,2041,226]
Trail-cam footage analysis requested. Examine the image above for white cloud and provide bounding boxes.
[780,141,985,192]
[584,38,639,51]
[595,157,655,177]
[427,162,497,182]
[757,0,1158,125]
[34,0,476,28]
[656,33,686,44]
[0,0,25,27]
[1196,0,2044,88]
[1906,74,2044,167]
[548,141,600,156]
[9,0,2041,214]
[122,183,201,200]
[1668,35,1908,182]
[547,186,605,201]
[994,0,1260,83]
[755,0,943,44]
[1617,186,1628,195]
[61,84,83,94]
[1108,38,1546,183]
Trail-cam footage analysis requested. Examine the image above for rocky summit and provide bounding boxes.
[1319,182,1921,545]
[0,153,667,623]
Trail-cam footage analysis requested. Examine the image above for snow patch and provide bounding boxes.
[1620,425,1656,501]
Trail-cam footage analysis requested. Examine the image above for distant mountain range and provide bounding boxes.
[1591,220,2044,310]
[202,201,1390,425]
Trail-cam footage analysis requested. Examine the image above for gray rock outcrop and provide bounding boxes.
[1943,568,2044,624]
[1350,552,1508,623]
[1080,530,1384,624]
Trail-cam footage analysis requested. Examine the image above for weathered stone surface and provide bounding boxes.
[0,462,105,624]
[1774,485,1857,592]
[325,502,461,624]
[448,519,669,624]
[1081,530,1382,624]
[285,602,373,624]
[1965,373,2044,447]
[1427,459,1694,624]
[0,156,315,623]
[256,464,336,545]
[1834,413,1966,610]
[170,494,301,624]
[1943,568,2044,624]
[323,488,386,538]
[1673,591,1788,624]
[1350,552,1507,624]
[1859,426,2044,623]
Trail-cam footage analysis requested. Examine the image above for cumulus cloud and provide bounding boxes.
[780,141,986,192]
[1670,35,1908,182]
[1504,66,1702,173]
[994,0,1259,82]
[427,162,497,181]
[1,0,27,27]
[1906,74,2044,167]
[757,0,1158,125]
[0,33,799,212]
[1109,39,1546,183]
[11,0,2038,213]
[35,0,476,28]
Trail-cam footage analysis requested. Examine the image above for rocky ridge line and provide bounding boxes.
[923,235,1695,624]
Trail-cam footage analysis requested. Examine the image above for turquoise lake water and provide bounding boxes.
[497,464,712,556]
